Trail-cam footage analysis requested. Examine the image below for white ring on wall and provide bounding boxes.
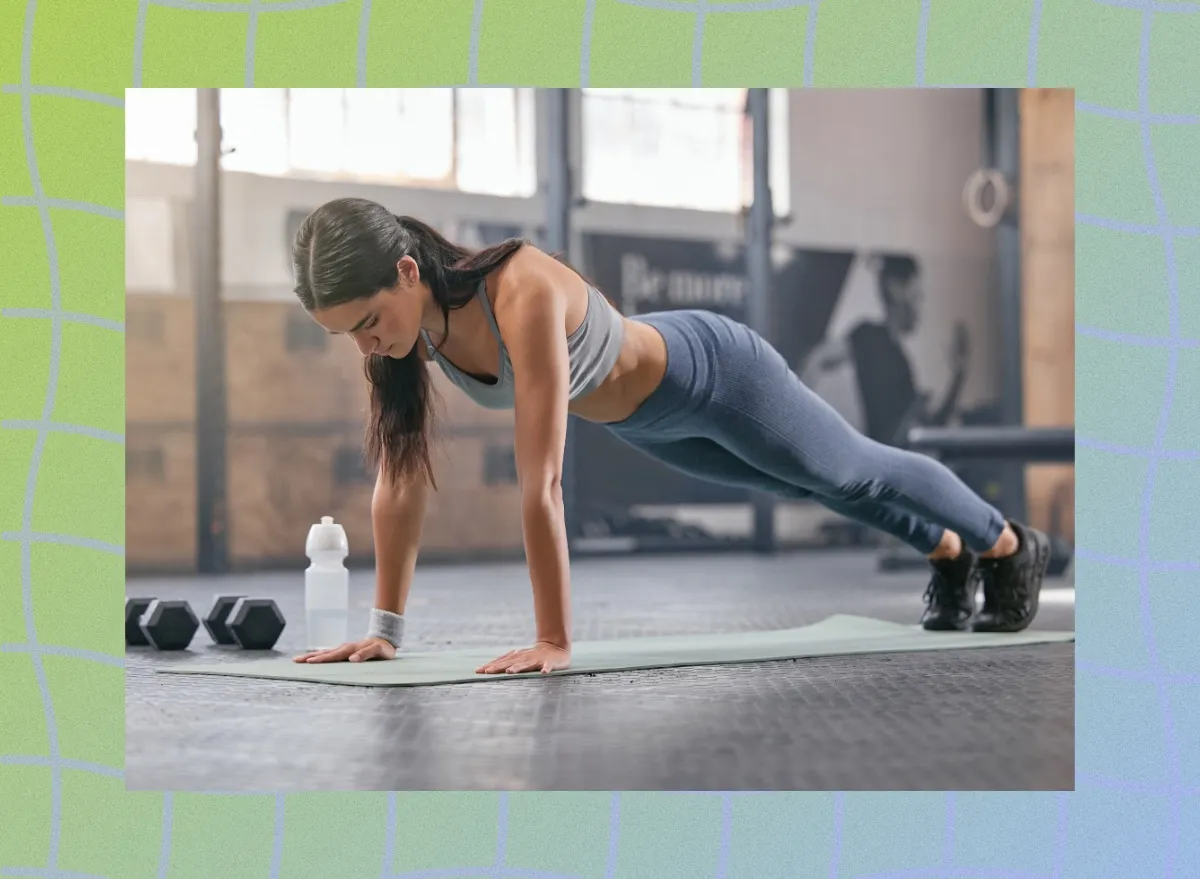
[962,168,1010,229]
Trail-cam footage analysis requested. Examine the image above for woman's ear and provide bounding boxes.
[396,255,420,288]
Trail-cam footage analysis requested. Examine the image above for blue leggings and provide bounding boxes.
[603,309,1007,555]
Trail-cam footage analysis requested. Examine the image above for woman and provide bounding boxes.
[291,197,1049,674]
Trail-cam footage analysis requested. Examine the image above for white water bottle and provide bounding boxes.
[304,515,349,650]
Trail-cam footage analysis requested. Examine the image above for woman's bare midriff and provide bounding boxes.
[567,317,668,424]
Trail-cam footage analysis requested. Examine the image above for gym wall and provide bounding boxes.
[125,89,1059,572]
[126,289,523,570]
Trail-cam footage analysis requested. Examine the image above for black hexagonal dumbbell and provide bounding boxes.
[125,597,155,646]
[138,599,200,651]
[202,594,246,646]
[227,598,286,650]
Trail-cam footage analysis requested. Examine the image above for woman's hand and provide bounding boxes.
[293,637,396,664]
[476,641,571,675]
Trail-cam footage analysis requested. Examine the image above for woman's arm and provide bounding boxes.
[492,268,573,651]
[371,464,430,617]
[292,463,427,664]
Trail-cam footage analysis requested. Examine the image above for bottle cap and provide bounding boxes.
[305,515,349,556]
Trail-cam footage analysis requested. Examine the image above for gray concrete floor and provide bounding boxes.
[125,551,1074,791]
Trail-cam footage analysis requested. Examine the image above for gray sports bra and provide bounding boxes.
[419,279,625,410]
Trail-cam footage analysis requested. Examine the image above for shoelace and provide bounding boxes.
[924,567,971,607]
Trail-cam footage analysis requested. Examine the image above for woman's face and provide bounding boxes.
[309,256,430,358]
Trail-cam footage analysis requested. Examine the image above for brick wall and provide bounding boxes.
[125,295,195,422]
[224,300,368,425]
[126,294,525,571]
[126,424,197,568]
[126,295,197,569]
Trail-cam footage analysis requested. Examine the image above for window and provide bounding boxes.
[287,88,349,177]
[283,88,457,184]
[347,89,454,181]
[124,88,537,197]
[483,444,518,486]
[124,89,197,165]
[127,447,165,481]
[221,88,289,176]
[580,88,790,216]
[455,88,538,197]
[333,446,374,486]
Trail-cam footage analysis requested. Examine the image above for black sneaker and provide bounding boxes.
[972,520,1050,633]
[920,548,978,631]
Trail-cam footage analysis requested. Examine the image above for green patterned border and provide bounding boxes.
[3,0,1198,876]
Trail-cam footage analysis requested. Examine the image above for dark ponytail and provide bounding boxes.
[292,197,524,489]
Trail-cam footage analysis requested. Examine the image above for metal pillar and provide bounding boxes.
[990,88,1027,523]
[541,89,579,541]
[745,89,777,553]
[194,88,229,573]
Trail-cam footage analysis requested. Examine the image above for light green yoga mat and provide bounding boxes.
[157,614,1075,688]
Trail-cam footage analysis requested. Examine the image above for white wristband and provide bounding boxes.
[366,608,405,648]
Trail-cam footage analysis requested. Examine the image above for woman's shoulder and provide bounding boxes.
[489,245,590,341]
[489,244,560,302]
[494,243,583,293]
[495,241,549,277]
